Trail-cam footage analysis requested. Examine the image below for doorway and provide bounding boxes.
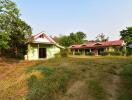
[39,48,46,58]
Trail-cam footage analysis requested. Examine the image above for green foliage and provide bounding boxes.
[100,51,109,56]
[59,36,73,47]
[60,49,68,57]
[120,27,132,44]
[86,80,106,100]
[99,51,122,56]
[58,32,86,47]
[75,52,81,55]
[126,48,132,56]
[109,51,122,56]
[96,33,109,42]
[118,64,132,100]
[55,49,68,58]
[85,52,95,56]
[0,0,32,58]
[26,65,74,100]
[0,32,10,49]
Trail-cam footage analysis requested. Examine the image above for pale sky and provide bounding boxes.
[12,0,132,40]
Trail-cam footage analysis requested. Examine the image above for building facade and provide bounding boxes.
[69,40,125,56]
[25,32,64,60]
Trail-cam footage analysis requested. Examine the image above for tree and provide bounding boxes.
[0,0,32,57]
[58,32,86,47]
[59,36,73,47]
[120,27,132,44]
[70,32,86,44]
[96,33,109,42]
[120,27,132,56]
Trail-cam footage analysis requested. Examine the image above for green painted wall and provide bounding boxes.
[108,46,121,52]
[26,44,60,60]
[108,47,115,52]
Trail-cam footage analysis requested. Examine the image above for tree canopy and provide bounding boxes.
[0,0,32,57]
[57,32,86,47]
[96,33,109,42]
[120,27,132,44]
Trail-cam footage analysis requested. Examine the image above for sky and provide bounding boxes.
[12,0,132,40]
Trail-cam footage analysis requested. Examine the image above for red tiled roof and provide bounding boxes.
[69,40,124,49]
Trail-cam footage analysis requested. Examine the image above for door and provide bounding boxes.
[39,48,46,58]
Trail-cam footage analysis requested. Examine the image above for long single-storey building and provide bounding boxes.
[25,32,64,60]
[69,40,125,56]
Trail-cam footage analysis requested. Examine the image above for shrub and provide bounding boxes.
[126,48,132,56]
[16,53,24,59]
[100,52,109,56]
[85,52,94,56]
[55,49,68,58]
[60,49,68,57]
[109,51,121,56]
[75,52,81,55]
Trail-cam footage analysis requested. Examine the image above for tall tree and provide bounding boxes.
[96,33,109,42]
[58,32,86,47]
[59,36,73,47]
[120,27,132,44]
[0,0,32,56]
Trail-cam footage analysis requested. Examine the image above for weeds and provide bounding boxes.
[86,80,106,100]
[118,64,132,100]
[26,65,74,100]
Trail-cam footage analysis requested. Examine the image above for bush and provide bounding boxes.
[60,49,68,57]
[126,48,132,56]
[55,49,68,58]
[99,51,122,56]
[85,52,94,56]
[109,51,121,56]
[100,52,109,56]
[75,52,81,55]
[16,53,24,59]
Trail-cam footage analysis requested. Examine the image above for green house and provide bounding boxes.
[25,32,64,60]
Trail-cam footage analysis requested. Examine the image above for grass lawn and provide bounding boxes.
[0,57,132,100]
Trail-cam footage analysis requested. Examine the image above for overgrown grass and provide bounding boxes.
[118,63,132,100]
[26,65,75,100]
[86,80,107,100]
[0,57,132,100]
